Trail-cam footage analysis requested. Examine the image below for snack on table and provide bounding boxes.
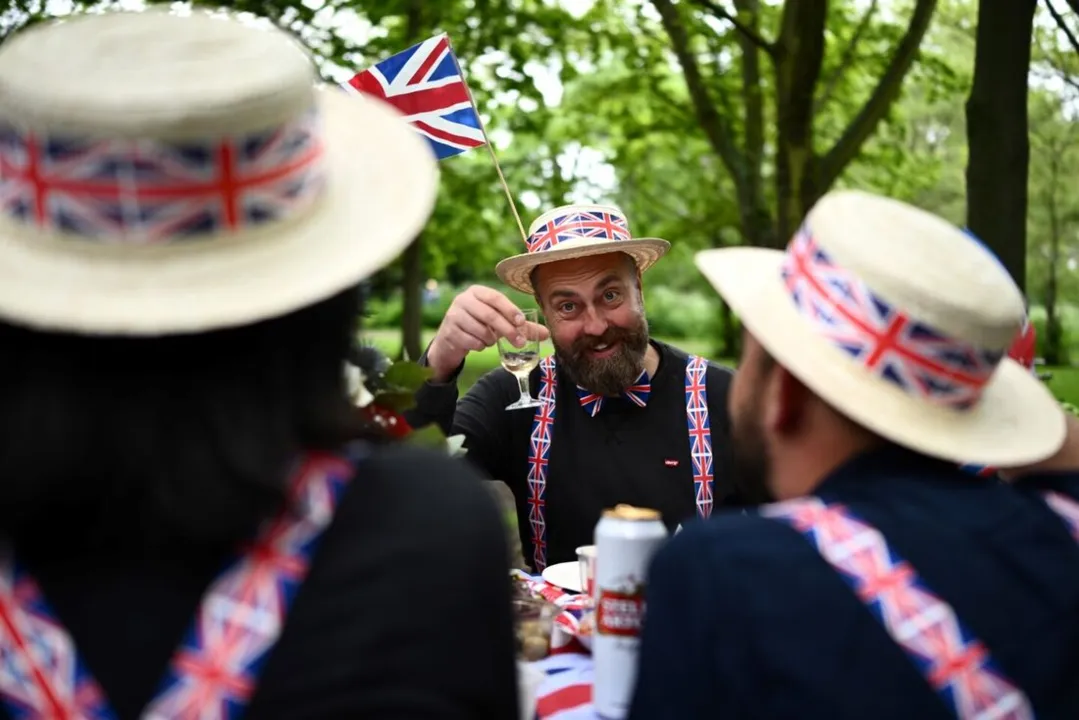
[511,573,533,600]
[513,596,557,661]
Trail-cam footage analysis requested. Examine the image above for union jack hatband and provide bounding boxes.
[0,451,355,719]
[496,203,670,295]
[0,110,326,243]
[0,10,438,335]
[782,228,1003,411]
[526,355,714,571]
[763,497,1035,719]
[960,317,1038,477]
[694,190,1064,468]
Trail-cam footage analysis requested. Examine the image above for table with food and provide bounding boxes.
[513,505,667,720]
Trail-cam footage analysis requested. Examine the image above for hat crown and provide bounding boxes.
[0,10,314,139]
[0,10,328,246]
[803,190,1024,352]
[524,203,632,254]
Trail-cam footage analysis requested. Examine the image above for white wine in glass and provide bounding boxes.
[499,308,544,410]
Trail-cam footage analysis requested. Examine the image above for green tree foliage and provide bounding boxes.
[6,0,1079,365]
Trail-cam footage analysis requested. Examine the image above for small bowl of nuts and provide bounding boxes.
[513,596,558,661]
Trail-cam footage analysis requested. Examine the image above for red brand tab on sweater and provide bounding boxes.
[664,459,678,467]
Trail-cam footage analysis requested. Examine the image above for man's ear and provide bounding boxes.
[762,364,810,435]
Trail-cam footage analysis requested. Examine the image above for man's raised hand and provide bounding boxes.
[426,285,550,382]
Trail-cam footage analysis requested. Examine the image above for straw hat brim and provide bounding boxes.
[696,246,1066,466]
[0,86,439,335]
[496,237,670,294]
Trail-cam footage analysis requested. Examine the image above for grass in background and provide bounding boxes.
[1045,366,1079,406]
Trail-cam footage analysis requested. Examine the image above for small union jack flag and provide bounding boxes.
[576,369,651,417]
[346,34,485,161]
[526,209,631,253]
[781,228,1003,410]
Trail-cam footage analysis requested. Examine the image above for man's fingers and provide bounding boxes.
[447,327,489,353]
[471,286,526,327]
[453,312,498,348]
[523,321,550,342]
[464,300,521,345]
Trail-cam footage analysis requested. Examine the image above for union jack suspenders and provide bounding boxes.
[0,452,355,720]
[762,498,1033,720]
[525,355,715,572]
[526,357,558,573]
[684,356,714,519]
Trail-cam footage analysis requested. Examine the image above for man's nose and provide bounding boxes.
[582,307,608,337]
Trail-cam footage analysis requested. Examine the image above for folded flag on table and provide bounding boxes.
[345,34,486,161]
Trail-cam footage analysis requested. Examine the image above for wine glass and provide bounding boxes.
[499,308,544,410]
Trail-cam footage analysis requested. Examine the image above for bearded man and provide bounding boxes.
[630,190,1079,719]
[410,204,744,571]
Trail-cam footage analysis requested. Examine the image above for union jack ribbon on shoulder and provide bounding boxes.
[0,452,355,719]
[781,227,1004,410]
[762,497,1034,720]
[345,34,485,161]
[526,355,714,571]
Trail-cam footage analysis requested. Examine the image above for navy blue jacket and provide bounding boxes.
[630,445,1079,719]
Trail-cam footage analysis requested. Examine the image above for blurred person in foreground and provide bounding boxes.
[0,10,516,720]
[630,190,1079,719]
[409,203,743,573]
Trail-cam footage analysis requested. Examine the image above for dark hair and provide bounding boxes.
[0,288,376,561]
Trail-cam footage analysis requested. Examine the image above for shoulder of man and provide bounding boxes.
[652,509,829,600]
[335,443,507,548]
[1013,470,1079,503]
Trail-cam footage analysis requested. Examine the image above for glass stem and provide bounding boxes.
[517,375,531,400]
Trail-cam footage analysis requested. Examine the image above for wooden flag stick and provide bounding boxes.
[445,34,529,245]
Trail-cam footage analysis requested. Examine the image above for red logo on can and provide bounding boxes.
[596,589,645,637]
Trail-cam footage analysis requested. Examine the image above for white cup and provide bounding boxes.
[576,544,597,598]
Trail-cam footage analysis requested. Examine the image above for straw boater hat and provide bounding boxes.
[0,9,437,335]
[695,190,1065,467]
[496,204,670,294]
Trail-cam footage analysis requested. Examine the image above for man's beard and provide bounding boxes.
[730,403,776,505]
[554,314,650,396]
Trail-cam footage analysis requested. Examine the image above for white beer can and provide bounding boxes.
[592,504,668,719]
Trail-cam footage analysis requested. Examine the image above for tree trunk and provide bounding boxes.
[965,0,1036,294]
[1045,154,1063,364]
[733,0,776,248]
[398,0,426,360]
[399,232,425,361]
[773,0,827,242]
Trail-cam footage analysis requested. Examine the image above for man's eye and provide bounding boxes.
[559,303,576,313]
[604,290,620,302]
